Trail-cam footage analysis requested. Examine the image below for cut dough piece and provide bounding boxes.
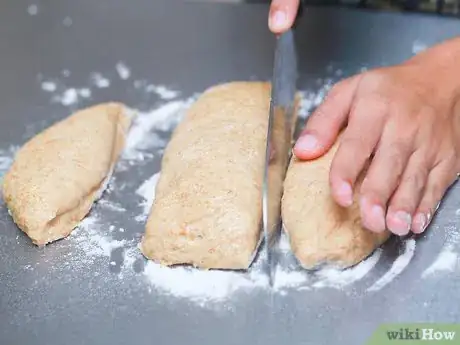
[2,103,132,246]
[282,138,391,269]
[141,81,295,270]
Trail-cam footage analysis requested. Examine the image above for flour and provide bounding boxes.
[146,84,180,100]
[61,69,71,78]
[143,260,268,306]
[41,81,57,92]
[116,62,131,80]
[63,17,73,27]
[0,146,18,176]
[412,40,428,54]
[71,217,129,258]
[135,172,160,221]
[422,225,460,278]
[312,249,382,289]
[90,73,110,88]
[51,87,92,106]
[367,239,416,292]
[298,80,333,119]
[27,4,38,16]
[123,98,195,161]
[422,246,458,278]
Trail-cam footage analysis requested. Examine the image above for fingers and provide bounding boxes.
[359,122,415,233]
[268,0,300,34]
[293,77,360,161]
[385,149,429,235]
[328,96,386,208]
[411,158,457,234]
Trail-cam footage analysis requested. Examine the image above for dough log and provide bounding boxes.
[2,103,132,246]
[141,81,292,270]
[282,138,391,269]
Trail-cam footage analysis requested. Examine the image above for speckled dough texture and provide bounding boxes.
[282,138,391,269]
[141,81,280,270]
[2,103,132,246]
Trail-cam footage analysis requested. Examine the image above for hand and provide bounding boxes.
[293,38,460,236]
[268,0,300,34]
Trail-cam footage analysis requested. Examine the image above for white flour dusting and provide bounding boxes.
[135,172,160,221]
[59,88,78,106]
[422,225,460,278]
[412,40,428,54]
[63,16,73,27]
[298,80,333,119]
[0,146,18,176]
[143,260,269,306]
[116,62,131,80]
[146,84,180,100]
[367,239,416,292]
[51,87,92,106]
[27,4,38,16]
[123,98,194,161]
[71,217,129,258]
[41,81,57,92]
[422,246,458,278]
[91,72,110,88]
[312,249,382,289]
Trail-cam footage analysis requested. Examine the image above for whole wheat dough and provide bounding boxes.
[282,138,391,269]
[2,103,132,246]
[141,81,294,270]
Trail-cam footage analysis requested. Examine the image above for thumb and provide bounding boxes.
[268,0,300,34]
[293,76,360,160]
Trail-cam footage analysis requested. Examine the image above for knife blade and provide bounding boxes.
[262,21,300,286]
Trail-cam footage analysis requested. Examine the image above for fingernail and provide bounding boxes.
[370,204,386,231]
[269,10,287,30]
[360,197,386,232]
[390,211,412,236]
[294,134,318,153]
[412,213,427,234]
[336,181,353,207]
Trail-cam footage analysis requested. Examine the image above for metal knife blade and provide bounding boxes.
[262,27,298,287]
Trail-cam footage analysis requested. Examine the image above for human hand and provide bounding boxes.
[268,0,300,34]
[293,38,460,236]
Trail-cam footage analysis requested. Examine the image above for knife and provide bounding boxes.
[262,4,302,287]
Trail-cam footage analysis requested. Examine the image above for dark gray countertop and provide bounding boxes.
[1,2,460,345]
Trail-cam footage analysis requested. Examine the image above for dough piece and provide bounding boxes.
[282,138,391,269]
[2,103,132,246]
[142,81,295,270]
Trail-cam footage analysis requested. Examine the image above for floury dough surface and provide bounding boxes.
[282,138,392,269]
[142,82,276,270]
[2,103,132,246]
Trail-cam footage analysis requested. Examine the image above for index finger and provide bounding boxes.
[268,0,300,34]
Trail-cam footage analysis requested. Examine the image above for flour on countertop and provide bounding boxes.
[422,225,460,278]
[116,62,131,80]
[3,71,449,308]
[41,81,57,92]
[90,72,110,88]
[27,4,38,16]
[63,17,73,27]
[412,40,428,54]
[422,246,458,278]
[123,98,195,161]
[298,80,333,119]
[367,239,416,292]
[146,84,180,100]
[135,172,160,221]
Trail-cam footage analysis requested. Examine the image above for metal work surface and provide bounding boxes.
[1,2,460,345]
